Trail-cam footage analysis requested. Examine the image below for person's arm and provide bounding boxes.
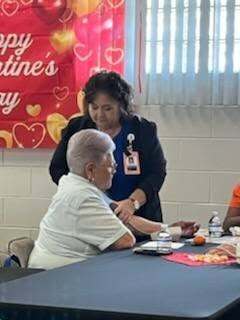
[114,189,146,223]
[109,233,135,250]
[223,207,240,231]
[49,119,78,184]
[137,121,167,202]
[76,194,136,252]
[127,215,162,235]
[223,184,240,231]
[126,216,198,240]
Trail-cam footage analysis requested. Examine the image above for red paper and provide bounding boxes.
[0,0,125,148]
[163,252,236,266]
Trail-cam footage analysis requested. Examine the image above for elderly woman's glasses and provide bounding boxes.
[99,161,117,172]
[107,162,118,171]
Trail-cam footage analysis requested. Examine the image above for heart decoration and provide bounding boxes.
[32,0,67,25]
[12,123,46,149]
[68,0,102,17]
[0,130,13,148]
[53,86,70,101]
[26,104,42,117]
[107,0,125,9]
[58,7,73,23]
[104,47,124,65]
[1,0,19,17]
[21,0,33,5]
[74,43,93,62]
[46,113,68,144]
[50,29,76,54]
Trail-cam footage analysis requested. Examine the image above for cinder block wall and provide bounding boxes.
[139,106,240,226]
[0,150,56,249]
[0,106,239,249]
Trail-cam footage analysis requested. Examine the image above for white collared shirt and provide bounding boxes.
[28,173,130,269]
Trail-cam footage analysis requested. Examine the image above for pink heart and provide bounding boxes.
[74,43,93,62]
[1,0,19,17]
[53,86,69,101]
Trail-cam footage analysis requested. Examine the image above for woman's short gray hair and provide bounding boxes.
[67,129,115,175]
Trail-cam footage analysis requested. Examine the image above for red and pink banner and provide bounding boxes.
[0,0,125,148]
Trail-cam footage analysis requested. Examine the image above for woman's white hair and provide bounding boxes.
[67,129,115,176]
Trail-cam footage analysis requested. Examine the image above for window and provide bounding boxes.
[145,0,240,74]
[131,0,240,105]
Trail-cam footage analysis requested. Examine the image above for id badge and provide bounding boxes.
[123,151,141,175]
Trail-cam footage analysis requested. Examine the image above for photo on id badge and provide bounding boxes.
[124,152,141,175]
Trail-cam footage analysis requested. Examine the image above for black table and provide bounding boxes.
[0,245,239,320]
[0,268,43,284]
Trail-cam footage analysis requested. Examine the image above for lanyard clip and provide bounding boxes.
[127,133,135,153]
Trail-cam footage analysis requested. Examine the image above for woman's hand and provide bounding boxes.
[114,199,135,223]
[171,221,200,238]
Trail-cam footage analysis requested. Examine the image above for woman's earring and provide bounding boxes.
[88,176,95,183]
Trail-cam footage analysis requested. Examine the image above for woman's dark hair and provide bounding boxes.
[83,71,134,116]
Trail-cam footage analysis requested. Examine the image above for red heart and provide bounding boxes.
[32,0,67,25]
[53,86,69,101]
[105,47,124,65]
[12,123,46,149]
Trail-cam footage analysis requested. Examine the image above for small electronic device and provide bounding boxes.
[133,247,173,256]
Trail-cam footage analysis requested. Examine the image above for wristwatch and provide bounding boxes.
[129,197,140,211]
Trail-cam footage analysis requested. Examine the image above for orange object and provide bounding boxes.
[193,235,206,246]
[229,184,240,208]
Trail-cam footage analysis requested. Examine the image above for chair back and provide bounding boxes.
[8,237,34,268]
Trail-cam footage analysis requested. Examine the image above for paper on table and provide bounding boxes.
[140,241,184,250]
[195,228,240,245]
[206,236,240,245]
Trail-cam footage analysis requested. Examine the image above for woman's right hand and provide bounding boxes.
[114,199,135,224]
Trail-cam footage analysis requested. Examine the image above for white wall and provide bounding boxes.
[0,106,239,249]
[139,106,240,227]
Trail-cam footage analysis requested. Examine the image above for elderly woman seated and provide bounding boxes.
[28,129,198,270]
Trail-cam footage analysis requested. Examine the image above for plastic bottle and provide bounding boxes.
[156,224,172,252]
[208,211,222,238]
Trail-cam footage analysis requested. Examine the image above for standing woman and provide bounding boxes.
[49,71,166,223]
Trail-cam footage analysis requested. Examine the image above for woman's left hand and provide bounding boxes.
[114,199,135,223]
[171,221,200,238]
